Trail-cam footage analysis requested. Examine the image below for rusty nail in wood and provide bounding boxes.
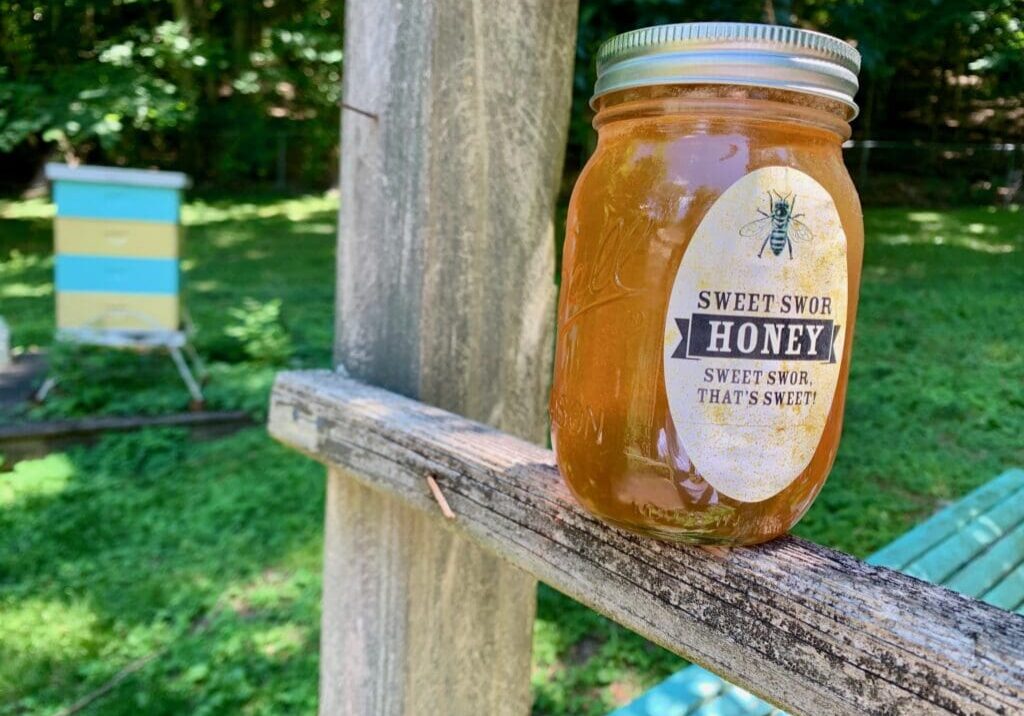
[426,474,455,520]
[341,102,379,121]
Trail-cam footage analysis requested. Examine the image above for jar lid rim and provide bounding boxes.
[593,22,861,118]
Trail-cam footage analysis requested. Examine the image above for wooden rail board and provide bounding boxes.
[614,470,1024,715]
[269,369,1024,716]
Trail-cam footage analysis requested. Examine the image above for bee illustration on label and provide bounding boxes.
[739,190,813,259]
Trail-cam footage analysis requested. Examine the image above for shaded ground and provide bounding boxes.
[1,196,1022,714]
[0,352,46,416]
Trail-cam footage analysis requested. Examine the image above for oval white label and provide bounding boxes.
[663,166,848,503]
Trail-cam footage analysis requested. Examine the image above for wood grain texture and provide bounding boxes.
[324,1,577,714]
[270,370,1024,716]
[320,468,536,716]
[337,0,575,443]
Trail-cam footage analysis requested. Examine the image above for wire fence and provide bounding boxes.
[842,140,1023,205]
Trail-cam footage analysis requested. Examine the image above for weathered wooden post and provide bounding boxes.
[322,1,577,713]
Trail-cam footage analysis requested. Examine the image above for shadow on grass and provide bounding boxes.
[0,213,55,350]
[0,427,324,715]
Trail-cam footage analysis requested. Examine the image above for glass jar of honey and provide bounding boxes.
[551,23,863,545]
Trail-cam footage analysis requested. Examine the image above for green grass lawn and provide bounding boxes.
[1,195,337,421]
[1,196,1022,714]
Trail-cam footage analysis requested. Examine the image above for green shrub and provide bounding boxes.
[224,299,294,366]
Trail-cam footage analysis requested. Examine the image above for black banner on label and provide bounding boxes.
[672,313,840,363]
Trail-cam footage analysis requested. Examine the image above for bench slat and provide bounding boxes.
[691,686,776,716]
[614,666,727,715]
[867,468,1024,570]
[982,560,1024,613]
[946,518,1024,595]
[903,492,1024,583]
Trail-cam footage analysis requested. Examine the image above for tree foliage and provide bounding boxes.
[0,0,342,188]
[1,0,1022,190]
[568,0,1024,167]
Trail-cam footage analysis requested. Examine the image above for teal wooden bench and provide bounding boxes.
[612,468,1024,716]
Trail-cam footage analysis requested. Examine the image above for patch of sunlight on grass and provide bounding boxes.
[958,237,1016,253]
[877,232,1016,253]
[863,265,896,282]
[966,222,994,235]
[0,198,55,220]
[984,340,1019,363]
[304,222,336,235]
[188,279,222,292]
[0,598,99,688]
[907,211,945,223]
[0,251,50,275]
[252,624,308,661]
[204,231,257,249]
[1,454,75,507]
[1,282,53,298]
[182,195,338,226]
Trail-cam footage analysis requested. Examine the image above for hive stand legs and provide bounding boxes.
[39,329,206,408]
[169,344,204,407]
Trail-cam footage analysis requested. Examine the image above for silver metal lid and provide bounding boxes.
[593,22,861,118]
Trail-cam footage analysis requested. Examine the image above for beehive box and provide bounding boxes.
[44,164,190,334]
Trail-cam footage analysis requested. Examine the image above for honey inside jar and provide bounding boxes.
[550,24,864,545]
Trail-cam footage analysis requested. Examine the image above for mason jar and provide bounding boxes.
[551,23,863,545]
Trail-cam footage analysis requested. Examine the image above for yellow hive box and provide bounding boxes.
[55,217,179,258]
[56,292,180,331]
